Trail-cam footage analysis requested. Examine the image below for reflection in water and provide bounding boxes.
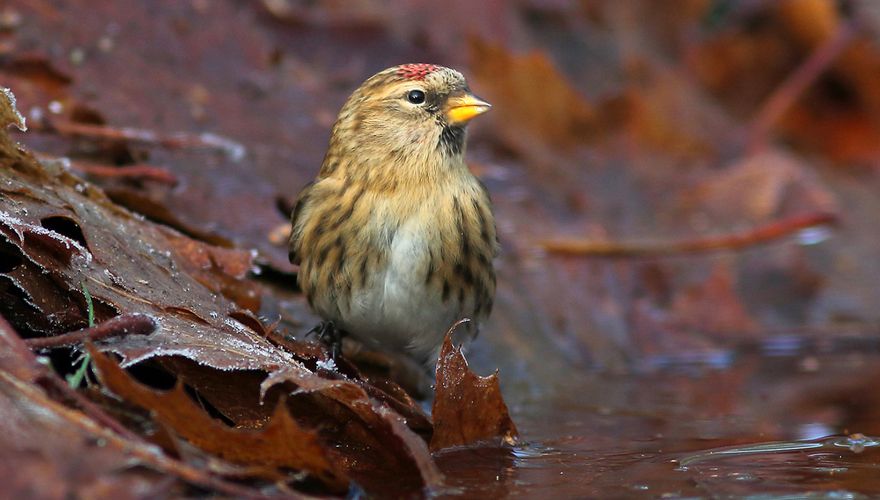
[432,445,518,498]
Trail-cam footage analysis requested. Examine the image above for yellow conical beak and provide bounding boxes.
[445,93,492,126]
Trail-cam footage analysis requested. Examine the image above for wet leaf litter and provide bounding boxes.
[0,89,513,496]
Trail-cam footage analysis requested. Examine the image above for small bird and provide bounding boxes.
[289,63,497,368]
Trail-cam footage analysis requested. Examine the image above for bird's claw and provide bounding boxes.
[307,321,346,361]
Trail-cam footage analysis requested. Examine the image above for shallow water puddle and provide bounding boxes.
[438,345,880,497]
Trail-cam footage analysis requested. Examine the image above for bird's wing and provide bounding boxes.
[288,181,315,265]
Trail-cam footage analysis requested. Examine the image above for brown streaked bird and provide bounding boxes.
[289,63,497,368]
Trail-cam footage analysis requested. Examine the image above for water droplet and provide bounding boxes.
[727,472,757,482]
[831,433,880,453]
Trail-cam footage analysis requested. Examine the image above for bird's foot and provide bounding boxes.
[306,321,347,361]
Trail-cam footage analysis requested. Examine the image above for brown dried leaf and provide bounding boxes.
[0,317,258,497]
[0,315,41,381]
[0,371,172,498]
[430,327,518,451]
[90,346,346,488]
[160,229,253,281]
[265,331,433,431]
[160,228,261,312]
[0,122,285,370]
[0,87,26,132]
[261,367,443,490]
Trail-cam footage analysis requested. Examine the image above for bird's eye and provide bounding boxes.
[406,90,426,104]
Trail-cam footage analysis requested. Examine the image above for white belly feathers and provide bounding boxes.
[341,215,469,364]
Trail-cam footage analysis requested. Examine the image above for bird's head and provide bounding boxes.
[324,64,490,183]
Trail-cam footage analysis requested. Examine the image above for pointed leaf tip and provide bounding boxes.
[430,326,518,451]
[0,88,27,132]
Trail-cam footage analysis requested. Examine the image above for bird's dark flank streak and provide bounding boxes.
[322,159,339,175]
[335,236,346,274]
[457,263,474,285]
[357,257,368,288]
[473,196,491,244]
[329,185,364,231]
[318,243,330,264]
[425,248,436,284]
[453,196,472,261]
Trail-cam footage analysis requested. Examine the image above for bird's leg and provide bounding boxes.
[325,325,347,361]
[307,321,347,361]
[304,321,329,339]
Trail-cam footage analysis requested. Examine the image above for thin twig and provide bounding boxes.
[542,212,838,257]
[44,119,246,161]
[70,161,179,185]
[747,21,857,153]
[34,153,180,185]
[25,313,157,349]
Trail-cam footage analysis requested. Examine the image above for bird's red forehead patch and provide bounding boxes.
[397,63,439,81]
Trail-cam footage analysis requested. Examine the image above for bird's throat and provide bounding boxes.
[439,125,466,157]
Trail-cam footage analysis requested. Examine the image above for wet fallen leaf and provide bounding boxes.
[0,371,173,498]
[0,108,280,368]
[0,87,26,133]
[90,347,346,488]
[261,364,443,490]
[0,313,261,497]
[430,326,518,451]
[0,314,44,383]
[160,228,261,312]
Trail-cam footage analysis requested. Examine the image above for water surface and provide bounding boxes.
[440,342,880,497]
